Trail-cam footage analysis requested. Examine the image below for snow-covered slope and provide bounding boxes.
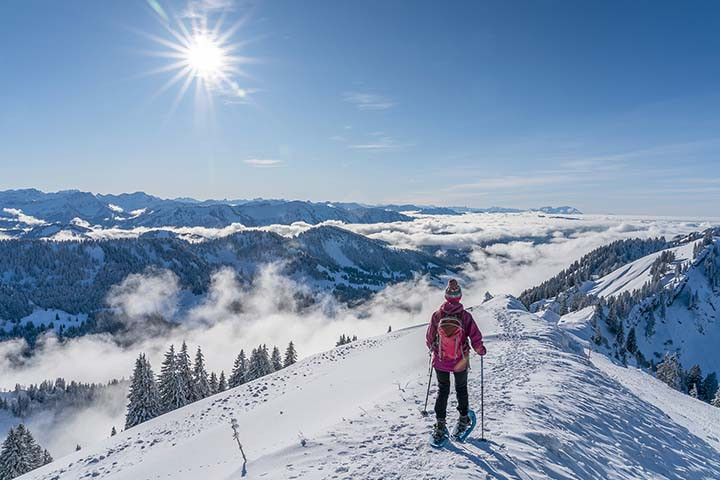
[21,296,720,480]
[585,240,696,298]
[557,235,720,374]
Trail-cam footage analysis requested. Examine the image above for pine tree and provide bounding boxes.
[192,347,211,401]
[125,354,162,429]
[158,345,188,413]
[713,389,720,408]
[176,342,195,403]
[702,372,718,403]
[15,424,43,472]
[246,346,273,381]
[271,346,283,372]
[111,426,117,437]
[624,327,637,354]
[75,444,81,452]
[656,353,683,390]
[0,428,25,480]
[209,372,219,395]
[283,341,297,368]
[685,364,703,394]
[0,424,48,479]
[228,350,247,388]
[690,383,699,398]
[246,348,261,381]
[41,449,52,465]
[592,325,604,346]
[218,371,227,392]
[261,345,272,374]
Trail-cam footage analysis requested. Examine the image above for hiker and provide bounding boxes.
[426,279,486,443]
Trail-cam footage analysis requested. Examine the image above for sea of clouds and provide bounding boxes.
[0,212,715,455]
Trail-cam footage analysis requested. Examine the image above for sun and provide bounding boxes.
[141,2,254,112]
[185,33,226,80]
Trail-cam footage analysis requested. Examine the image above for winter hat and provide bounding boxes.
[444,279,462,303]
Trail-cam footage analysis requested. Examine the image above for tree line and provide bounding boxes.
[125,341,298,430]
[0,378,121,419]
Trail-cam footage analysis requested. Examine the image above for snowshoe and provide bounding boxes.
[452,410,477,442]
[429,420,449,448]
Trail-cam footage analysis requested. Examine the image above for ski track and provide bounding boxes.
[22,297,720,480]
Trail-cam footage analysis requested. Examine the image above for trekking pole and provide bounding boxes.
[421,351,433,416]
[480,354,486,441]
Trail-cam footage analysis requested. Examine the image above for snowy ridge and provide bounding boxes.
[21,296,720,480]
[555,234,720,374]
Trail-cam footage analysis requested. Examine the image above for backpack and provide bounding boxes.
[436,312,467,361]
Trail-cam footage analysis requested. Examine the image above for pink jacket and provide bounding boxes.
[426,301,485,372]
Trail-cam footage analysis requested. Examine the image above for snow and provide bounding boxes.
[557,238,720,373]
[587,240,697,298]
[592,354,720,451]
[107,204,124,213]
[321,239,356,269]
[21,296,720,480]
[2,208,46,226]
[2,309,88,333]
[556,305,595,339]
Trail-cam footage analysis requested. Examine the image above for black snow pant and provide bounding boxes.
[434,368,469,420]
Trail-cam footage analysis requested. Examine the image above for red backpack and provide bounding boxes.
[436,312,467,361]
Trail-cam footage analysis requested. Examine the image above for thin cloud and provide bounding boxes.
[181,0,235,18]
[244,158,283,167]
[342,91,396,111]
[452,174,581,191]
[349,133,410,152]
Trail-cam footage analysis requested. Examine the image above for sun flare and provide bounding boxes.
[185,33,225,80]
[142,3,254,111]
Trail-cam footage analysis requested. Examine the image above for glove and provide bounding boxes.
[475,345,487,356]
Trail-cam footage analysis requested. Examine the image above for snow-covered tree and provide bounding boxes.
[685,364,703,394]
[713,389,720,408]
[158,345,188,413]
[111,426,117,437]
[624,327,637,354]
[271,346,283,372]
[283,341,297,368]
[229,350,247,388]
[125,353,161,429]
[209,372,219,394]
[246,345,274,381]
[218,371,227,392]
[656,353,683,391]
[0,424,48,479]
[0,428,25,480]
[176,342,195,402]
[592,325,604,346]
[690,383,699,398]
[192,347,211,401]
[702,372,718,403]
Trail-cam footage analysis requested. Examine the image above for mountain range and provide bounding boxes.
[0,189,582,240]
[0,225,457,340]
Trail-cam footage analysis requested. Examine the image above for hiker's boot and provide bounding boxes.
[452,414,472,439]
[432,419,448,444]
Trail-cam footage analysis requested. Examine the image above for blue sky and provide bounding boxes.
[1,0,719,215]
